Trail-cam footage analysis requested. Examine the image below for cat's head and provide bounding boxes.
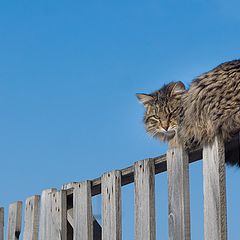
[136,81,186,141]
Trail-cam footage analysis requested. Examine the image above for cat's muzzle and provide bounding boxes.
[155,129,176,142]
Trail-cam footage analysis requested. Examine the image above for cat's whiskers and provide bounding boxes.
[151,129,159,137]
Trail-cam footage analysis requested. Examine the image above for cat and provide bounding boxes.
[136,59,240,165]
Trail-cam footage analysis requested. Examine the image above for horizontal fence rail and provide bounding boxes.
[1,134,239,240]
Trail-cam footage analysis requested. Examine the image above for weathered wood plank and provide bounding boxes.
[39,189,67,240]
[51,190,67,240]
[134,159,156,240]
[39,189,55,240]
[102,170,122,240]
[67,208,102,240]
[73,181,93,240]
[7,201,22,240]
[203,136,227,240]
[167,142,191,240]
[64,182,102,240]
[23,195,40,240]
[0,208,4,240]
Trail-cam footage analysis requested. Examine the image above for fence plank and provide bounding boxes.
[39,189,67,240]
[67,207,102,240]
[203,136,227,240]
[39,189,55,240]
[63,182,102,240]
[134,159,156,240]
[23,195,40,240]
[7,201,22,240]
[167,143,191,240]
[0,208,4,240]
[51,190,67,240]
[102,170,122,240]
[73,181,93,240]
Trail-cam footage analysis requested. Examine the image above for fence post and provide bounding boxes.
[102,170,122,240]
[39,189,67,240]
[7,201,22,240]
[23,195,40,240]
[134,159,156,240]
[167,139,191,240]
[73,181,93,240]
[0,208,4,240]
[203,136,227,240]
[62,181,102,240]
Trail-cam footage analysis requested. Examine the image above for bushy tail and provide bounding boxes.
[225,137,240,167]
[225,150,240,167]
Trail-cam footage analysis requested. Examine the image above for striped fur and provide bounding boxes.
[137,59,240,165]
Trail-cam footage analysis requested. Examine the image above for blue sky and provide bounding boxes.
[0,1,240,239]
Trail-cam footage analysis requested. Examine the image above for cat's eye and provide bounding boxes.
[149,119,158,124]
[146,116,159,123]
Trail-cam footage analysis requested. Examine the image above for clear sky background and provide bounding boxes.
[0,1,240,239]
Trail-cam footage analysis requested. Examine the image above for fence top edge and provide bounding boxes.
[62,133,239,196]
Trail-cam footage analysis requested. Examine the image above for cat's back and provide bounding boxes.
[187,59,240,102]
[191,59,240,88]
[181,59,240,144]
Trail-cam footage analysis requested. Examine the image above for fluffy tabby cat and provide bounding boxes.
[137,59,240,165]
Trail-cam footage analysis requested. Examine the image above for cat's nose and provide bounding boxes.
[162,124,169,131]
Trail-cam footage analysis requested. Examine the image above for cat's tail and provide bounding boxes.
[225,150,240,167]
[225,136,240,167]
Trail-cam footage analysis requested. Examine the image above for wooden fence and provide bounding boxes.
[1,134,239,240]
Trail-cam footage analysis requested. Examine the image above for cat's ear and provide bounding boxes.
[136,93,154,106]
[169,81,186,96]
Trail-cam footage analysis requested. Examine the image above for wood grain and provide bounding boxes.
[167,142,191,240]
[7,201,22,240]
[134,159,156,240]
[102,170,122,240]
[73,181,93,240]
[203,136,227,240]
[39,189,67,240]
[39,189,55,240]
[67,207,102,240]
[23,195,40,240]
